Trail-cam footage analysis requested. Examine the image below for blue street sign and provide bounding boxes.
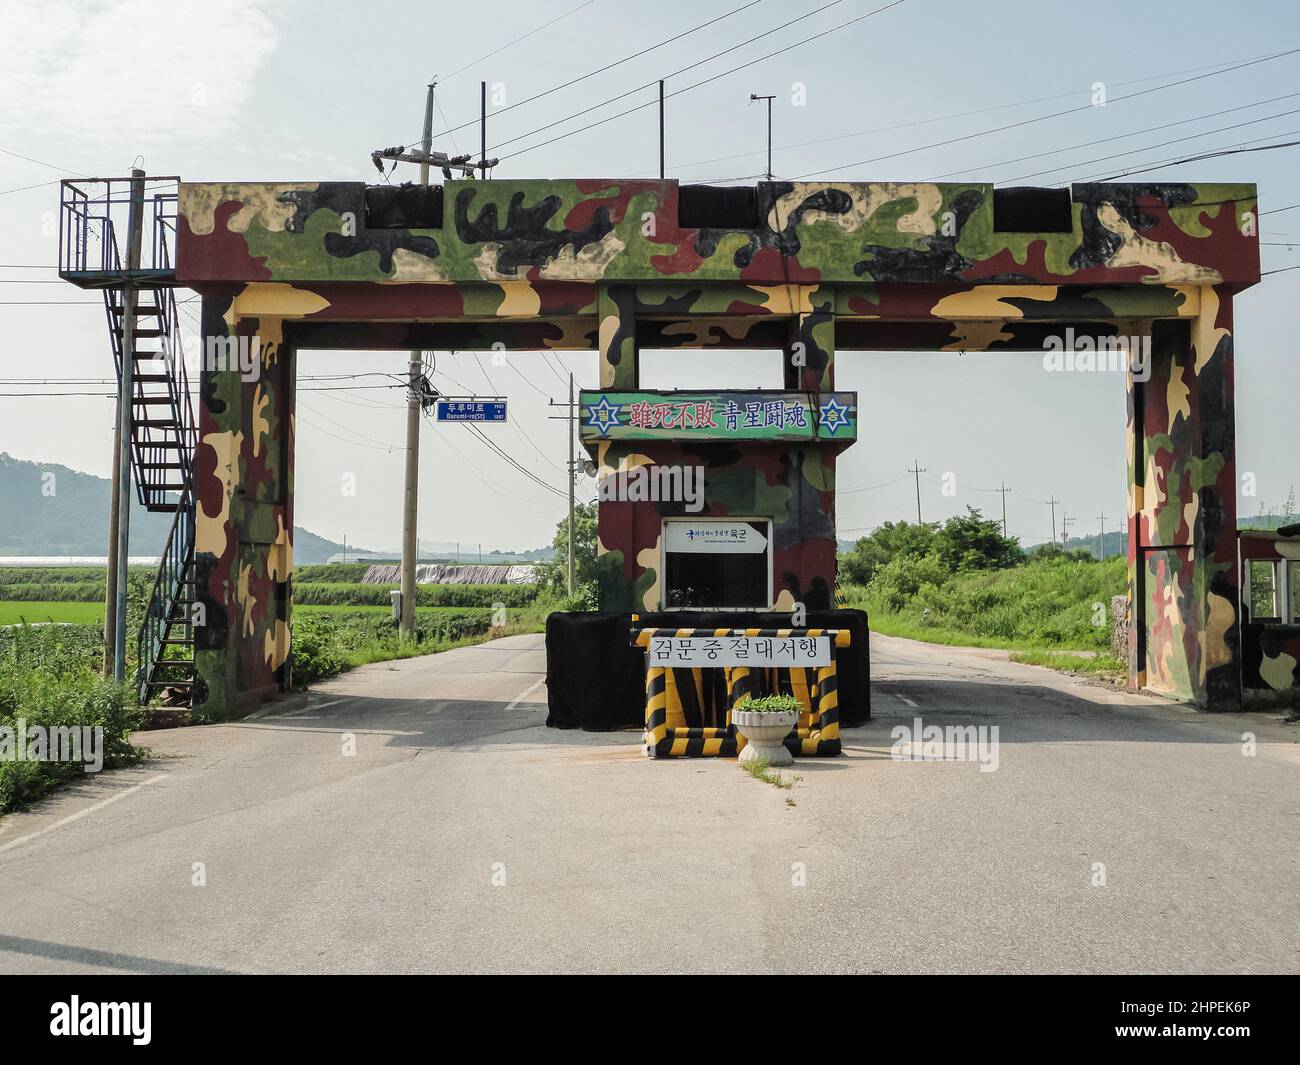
[436,400,508,422]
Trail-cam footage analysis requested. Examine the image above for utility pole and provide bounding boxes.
[1047,495,1060,546]
[750,93,775,181]
[1061,512,1073,550]
[659,80,666,179]
[996,482,1011,537]
[567,374,576,594]
[398,83,436,641]
[546,377,582,595]
[1097,507,1107,559]
[105,167,146,681]
[907,459,926,524]
[480,81,488,178]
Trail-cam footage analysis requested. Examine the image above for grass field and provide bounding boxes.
[0,600,104,625]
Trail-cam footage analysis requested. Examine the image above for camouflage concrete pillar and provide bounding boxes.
[192,298,295,721]
[597,283,637,389]
[1127,289,1240,710]
[784,289,834,391]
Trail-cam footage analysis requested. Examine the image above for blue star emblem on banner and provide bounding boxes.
[586,395,623,437]
[818,395,850,436]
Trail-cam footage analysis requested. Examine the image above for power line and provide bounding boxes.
[399,0,766,147]
[490,0,844,155]
[1089,134,1300,181]
[440,0,599,83]
[497,0,908,162]
[930,91,1300,182]
[655,47,1300,178]
[462,421,568,498]
[789,45,1300,180]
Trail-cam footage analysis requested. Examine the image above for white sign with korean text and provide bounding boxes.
[664,520,768,554]
[648,635,830,667]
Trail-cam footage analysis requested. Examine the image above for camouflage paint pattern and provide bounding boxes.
[1127,299,1240,711]
[174,178,1259,715]
[1239,533,1300,695]
[591,438,843,614]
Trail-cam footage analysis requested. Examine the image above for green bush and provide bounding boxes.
[0,567,106,586]
[0,581,103,602]
[293,581,537,609]
[551,582,599,613]
[287,608,498,687]
[292,563,372,583]
[286,614,349,685]
[0,625,143,812]
[846,555,1125,651]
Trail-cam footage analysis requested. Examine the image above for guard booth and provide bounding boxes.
[1239,527,1300,703]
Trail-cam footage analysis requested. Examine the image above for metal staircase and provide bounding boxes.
[59,176,198,705]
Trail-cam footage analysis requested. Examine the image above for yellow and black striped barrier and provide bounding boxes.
[631,624,849,759]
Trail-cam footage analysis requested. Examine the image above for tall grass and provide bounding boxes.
[843,556,1126,654]
[0,625,143,812]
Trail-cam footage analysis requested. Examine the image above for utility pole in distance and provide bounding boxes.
[547,378,581,594]
[567,374,576,593]
[996,482,1011,537]
[1061,512,1073,550]
[908,459,926,524]
[1097,507,1107,559]
[1047,495,1060,546]
[750,93,776,181]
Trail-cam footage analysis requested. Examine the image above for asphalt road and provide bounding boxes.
[0,633,1296,974]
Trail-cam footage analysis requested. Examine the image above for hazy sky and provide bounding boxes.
[2,0,1297,552]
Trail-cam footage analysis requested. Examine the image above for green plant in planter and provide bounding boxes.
[737,693,802,714]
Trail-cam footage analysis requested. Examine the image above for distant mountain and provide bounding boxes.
[0,452,356,565]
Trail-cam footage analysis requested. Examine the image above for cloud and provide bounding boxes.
[0,0,280,152]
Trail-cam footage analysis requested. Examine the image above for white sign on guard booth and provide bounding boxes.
[649,635,831,667]
[664,520,768,554]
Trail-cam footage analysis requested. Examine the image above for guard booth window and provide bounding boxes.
[662,519,771,609]
[1248,559,1282,622]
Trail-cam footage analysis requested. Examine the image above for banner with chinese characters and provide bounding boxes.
[648,634,832,667]
[579,391,857,442]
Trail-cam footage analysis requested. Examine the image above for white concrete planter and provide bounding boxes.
[732,709,797,766]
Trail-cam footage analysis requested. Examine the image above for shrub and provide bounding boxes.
[0,625,142,812]
[293,582,538,609]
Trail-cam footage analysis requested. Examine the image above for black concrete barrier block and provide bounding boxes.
[545,609,870,732]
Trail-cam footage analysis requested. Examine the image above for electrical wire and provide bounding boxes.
[787,45,1300,180]
[439,0,600,83]
[488,0,841,154]
[395,0,766,146]
[648,47,1300,178]
[1086,132,1300,181]
[928,91,1300,183]
[499,0,908,162]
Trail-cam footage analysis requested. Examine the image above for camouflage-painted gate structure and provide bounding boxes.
[174,178,1259,718]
